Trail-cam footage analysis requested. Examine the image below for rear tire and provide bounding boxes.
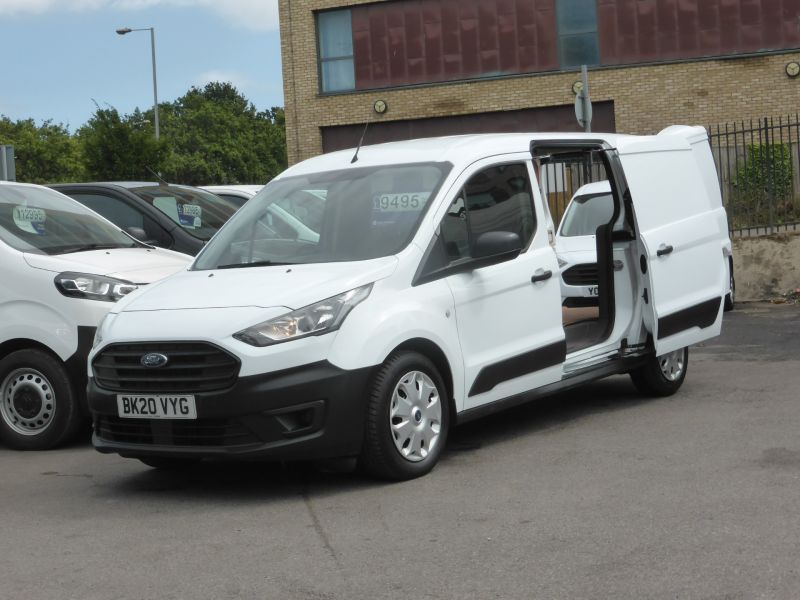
[359,351,450,481]
[0,349,82,450]
[724,260,735,311]
[629,347,689,397]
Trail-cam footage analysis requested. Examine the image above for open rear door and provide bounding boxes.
[618,126,729,355]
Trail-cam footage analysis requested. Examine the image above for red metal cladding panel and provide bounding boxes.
[498,12,520,72]
[534,3,558,69]
[460,12,480,75]
[637,0,658,60]
[597,1,619,64]
[353,0,559,91]
[697,0,719,30]
[676,0,699,54]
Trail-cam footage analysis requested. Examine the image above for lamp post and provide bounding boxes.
[116,27,160,140]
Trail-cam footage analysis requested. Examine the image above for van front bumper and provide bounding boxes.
[89,361,373,461]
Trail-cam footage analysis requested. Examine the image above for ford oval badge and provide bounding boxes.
[141,353,169,368]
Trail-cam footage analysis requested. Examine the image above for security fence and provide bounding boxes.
[708,115,800,236]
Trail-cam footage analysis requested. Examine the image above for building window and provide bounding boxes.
[317,9,355,93]
[557,0,600,69]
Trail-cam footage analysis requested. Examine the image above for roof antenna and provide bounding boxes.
[351,118,371,164]
[145,165,169,186]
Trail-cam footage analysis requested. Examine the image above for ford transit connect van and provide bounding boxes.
[0,182,191,449]
[88,127,732,479]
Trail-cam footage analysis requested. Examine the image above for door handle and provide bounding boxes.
[531,270,553,283]
[656,244,674,257]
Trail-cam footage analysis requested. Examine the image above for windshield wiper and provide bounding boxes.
[217,260,295,269]
[50,243,136,254]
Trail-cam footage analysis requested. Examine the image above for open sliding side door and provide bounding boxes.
[614,127,728,355]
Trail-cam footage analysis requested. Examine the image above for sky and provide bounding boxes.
[0,0,283,131]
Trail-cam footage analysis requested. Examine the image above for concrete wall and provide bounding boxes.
[733,232,800,301]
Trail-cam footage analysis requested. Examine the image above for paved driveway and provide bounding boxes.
[1,303,799,599]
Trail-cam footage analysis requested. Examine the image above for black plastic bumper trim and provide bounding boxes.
[468,340,567,397]
[65,325,96,414]
[658,297,722,339]
[89,360,373,461]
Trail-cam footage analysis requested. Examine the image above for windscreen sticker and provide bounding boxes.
[13,206,46,234]
[177,204,202,228]
[372,192,430,212]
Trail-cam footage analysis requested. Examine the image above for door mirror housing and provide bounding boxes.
[472,231,523,259]
[125,226,147,241]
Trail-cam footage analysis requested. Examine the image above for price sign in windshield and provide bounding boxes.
[373,193,429,212]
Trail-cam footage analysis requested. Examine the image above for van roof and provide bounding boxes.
[280,126,707,178]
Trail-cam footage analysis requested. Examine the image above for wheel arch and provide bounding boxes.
[388,337,457,418]
[0,338,64,363]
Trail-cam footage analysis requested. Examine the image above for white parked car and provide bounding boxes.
[199,185,263,208]
[0,182,192,450]
[555,180,613,307]
[201,184,324,243]
[89,127,732,479]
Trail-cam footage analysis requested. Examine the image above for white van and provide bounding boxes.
[88,127,732,479]
[0,182,191,450]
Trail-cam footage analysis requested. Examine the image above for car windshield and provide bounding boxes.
[128,185,238,241]
[0,184,139,255]
[193,162,451,270]
[559,193,614,237]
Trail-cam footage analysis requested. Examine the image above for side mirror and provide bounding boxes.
[472,231,522,259]
[125,226,147,241]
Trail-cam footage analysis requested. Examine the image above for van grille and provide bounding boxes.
[95,416,258,447]
[93,342,239,392]
[562,263,598,286]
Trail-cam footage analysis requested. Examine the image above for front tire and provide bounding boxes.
[0,349,82,450]
[629,347,689,397]
[360,352,450,481]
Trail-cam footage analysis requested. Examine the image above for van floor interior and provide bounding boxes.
[562,306,606,354]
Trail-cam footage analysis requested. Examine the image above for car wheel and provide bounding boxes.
[724,261,735,311]
[360,351,450,481]
[629,346,689,397]
[0,349,82,450]
[138,457,200,470]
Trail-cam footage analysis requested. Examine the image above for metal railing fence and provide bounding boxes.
[708,115,800,236]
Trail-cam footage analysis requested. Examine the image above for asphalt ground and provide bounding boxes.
[1,303,799,600]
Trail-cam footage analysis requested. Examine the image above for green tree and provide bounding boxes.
[77,105,169,180]
[0,116,85,183]
[155,82,287,185]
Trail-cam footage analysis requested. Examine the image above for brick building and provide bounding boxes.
[279,0,800,165]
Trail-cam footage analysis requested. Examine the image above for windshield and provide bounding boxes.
[193,162,451,270]
[0,184,138,255]
[128,185,238,241]
[559,193,614,237]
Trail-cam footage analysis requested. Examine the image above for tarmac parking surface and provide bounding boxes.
[1,303,799,599]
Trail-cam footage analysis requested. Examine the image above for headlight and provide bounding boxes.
[54,272,138,302]
[233,284,372,347]
[556,255,568,269]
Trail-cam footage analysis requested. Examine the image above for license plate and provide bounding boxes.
[584,286,599,297]
[117,395,197,419]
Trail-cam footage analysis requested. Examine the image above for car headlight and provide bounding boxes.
[556,255,569,269]
[233,284,373,347]
[54,272,138,302]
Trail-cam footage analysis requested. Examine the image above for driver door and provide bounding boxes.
[438,157,566,411]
